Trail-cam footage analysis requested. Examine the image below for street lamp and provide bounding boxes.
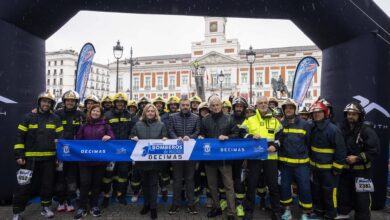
[190,61,206,101]
[113,40,123,93]
[246,45,256,104]
[124,47,139,100]
[218,70,225,99]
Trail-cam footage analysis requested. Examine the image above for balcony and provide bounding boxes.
[133,86,139,91]
[156,85,163,90]
[168,85,175,90]
[145,86,151,91]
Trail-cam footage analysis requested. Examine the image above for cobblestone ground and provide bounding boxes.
[0,196,389,220]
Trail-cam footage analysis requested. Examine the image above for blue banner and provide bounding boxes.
[56,138,268,162]
[291,56,319,106]
[75,43,96,100]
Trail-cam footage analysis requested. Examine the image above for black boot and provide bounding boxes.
[150,209,157,219]
[140,205,150,215]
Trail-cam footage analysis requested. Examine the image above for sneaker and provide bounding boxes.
[219,199,227,211]
[207,207,222,218]
[57,203,66,212]
[66,203,75,212]
[131,193,139,203]
[161,189,168,202]
[140,205,150,215]
[117,194,127,205]
[334,214,350,219]
[187,205,198,215]
[205,197,213,208]
[41,207,54,218]
[73,209,87,220]
[281,209,292,220]
[90,207,101,217]
[12,213,22,220]
[102,197,110,208]
[236,204,245,217]
[168,205,179,215]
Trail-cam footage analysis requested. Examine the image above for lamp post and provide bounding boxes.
[246,46,256,104]
[124,47,139,100]
[190,61,206,101]
[113,40,123,93]
[218,70,225,99]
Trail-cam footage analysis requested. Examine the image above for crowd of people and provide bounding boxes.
[11,89,380,220]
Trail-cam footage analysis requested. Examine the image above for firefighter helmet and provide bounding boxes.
[84,95,99,105]
[268,97,279,107]
[137,96,151,109]
[37,91,56,108]
[232,96,248,109]
[167,96,180,105]
[281,98,298,115]
[127,100,138,108]
[190,95,202,104]
[272,107,284,117]
[101,95,113,104]
[113,92,128,104]
[198,102,210,111]
[309,101,329,118]
[222,99,232,109]
[152,96,166,107]
[299,107,310,115]
[62,90,80,102]
[344,102,365,117]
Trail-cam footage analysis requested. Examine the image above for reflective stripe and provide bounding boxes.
[102,177,112,183]
[41,200,51,204]
[360,152,367,163]
[235,193,246,199]
[62,120,67,125]
[266,137,275,142]
[28,124,38,129]
[299,201,312,209]
[332,162,344,169]
[333,188,337,208]
[311,146,335,154]
[72,120,80,125]
[268,153,278,160]
[280,198,293,204]
[46,124,55,129]
[283,128,306,135]
[117,177,128,183]
[120,118,129,122]
[18,124,28,131]
[257,187,267,193]
[131,181,140,186]
[109,118,119,123]
[14,144,25,149]
[279,157,309,164]
[25,151,56,157]
[344,162,371,170]
[310,160,332,169]
[55,126,64,132]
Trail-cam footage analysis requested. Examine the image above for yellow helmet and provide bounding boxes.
[222,99,232,109]
[190,95,202,104]
[84,94,99,105]
[127,100,138,108]
[101,95,113,104]
[152,96,166,107]
[167,96,180,105]
[198,102,209,111]
[37,91,56,107]
[62,90,80,102]
[113,92,128,104]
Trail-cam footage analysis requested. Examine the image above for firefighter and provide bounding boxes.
[190,95,202,114]
[127,100,138,117]
[83,95,99,114]
[133,97,151,123]
[309,101,346,219]
[230,96,249,217]
[241,96,282,220]
[198,102,210,119]
[337,102,380,220]
[299,107,311,121]
[222,99,232,115]
[268,97,279,109]
[54,90,84,213]
[102,92,133,207]
[278,98,313,220]
[12,92,63,220]
[101,95,113,113]
[245,105,256,118]
[152,96,167,118]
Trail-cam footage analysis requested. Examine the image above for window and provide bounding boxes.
[169,75,175,89]
[145,76,151,90]
[133,77,140,90]
[47,79,50,85]
[157,76,163,89]
[60,78,63,85]
[181,75,189,86]
[96,69,99,74]
[53,79,56,85]
[241,73,248,84]
[256,72,264,85]
[54,61,57,66]
[47,70,50,75]
[48,61,51,66]
[60,60,63,65]
[224,74,231,87]
[134,94,139,100]
[54,69,57,75]
[60,69,63,75]
[60,89,62,95]
[118,78,123,91]
[306,90,311,98]
[287,71,295,86]
[271,71,279,80]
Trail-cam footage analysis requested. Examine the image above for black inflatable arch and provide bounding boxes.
[1,0,389,209]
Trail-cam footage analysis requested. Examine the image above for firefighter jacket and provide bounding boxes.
[14,111,63,160]
[104,109,133,140]
[240,109,282,160]
[278,116,311,165]
[55,109,85,140]
[309,119,346,173]
[340,121,379,170]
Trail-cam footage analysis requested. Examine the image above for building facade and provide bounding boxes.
[109,17,322,107]
[45,50,110,100]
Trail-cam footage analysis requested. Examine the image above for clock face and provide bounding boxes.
[210,22,218,32]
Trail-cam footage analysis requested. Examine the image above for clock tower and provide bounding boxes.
[204,17,227,43]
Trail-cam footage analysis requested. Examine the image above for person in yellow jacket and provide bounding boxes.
[240,96,283,220]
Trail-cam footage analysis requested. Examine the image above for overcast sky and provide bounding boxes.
[46,0,390,64]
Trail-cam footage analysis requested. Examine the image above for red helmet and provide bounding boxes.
[309,101,329,118]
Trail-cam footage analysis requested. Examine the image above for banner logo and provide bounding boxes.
[353,95,390,118]
[203,143,211,155]
[63,145,70,154]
